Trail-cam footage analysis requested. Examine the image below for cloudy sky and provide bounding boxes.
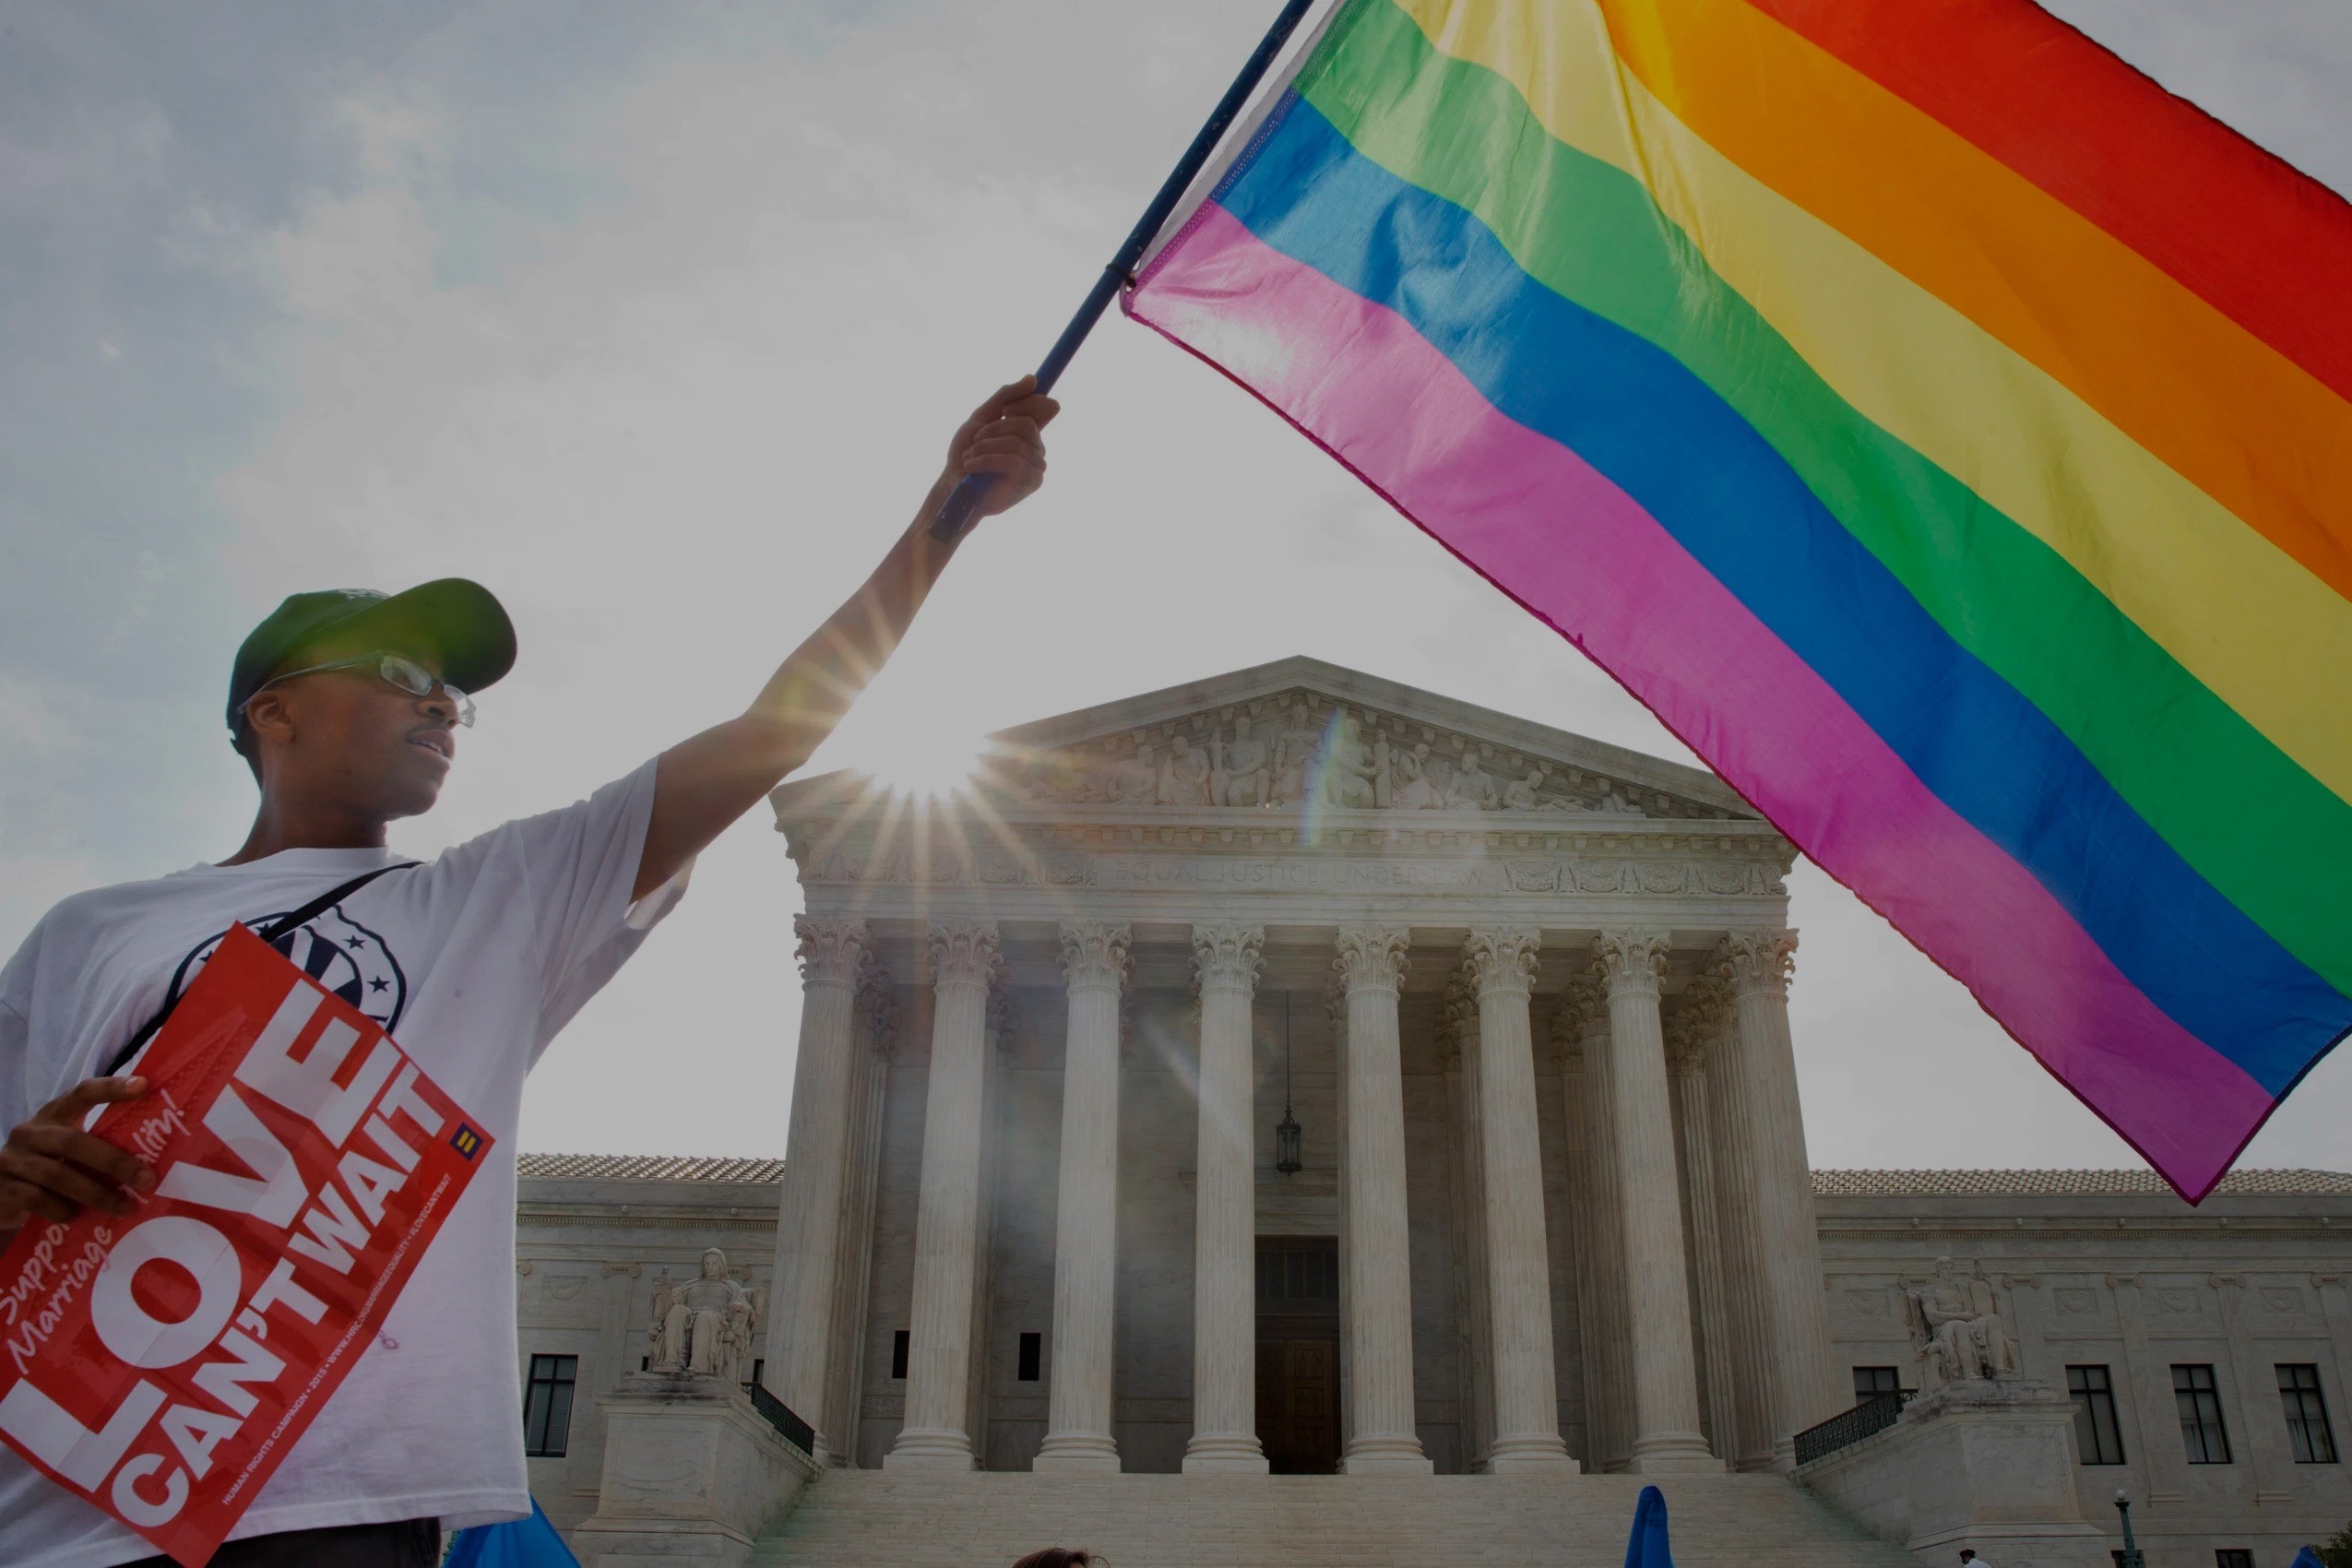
[4,1,2346,1172]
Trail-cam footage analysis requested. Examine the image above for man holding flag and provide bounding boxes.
[0,379,1055,1566]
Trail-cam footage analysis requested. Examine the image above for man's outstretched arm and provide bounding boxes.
[632,377,1058,900]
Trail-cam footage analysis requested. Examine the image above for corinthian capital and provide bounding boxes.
[987,988,1022,1040]
[1436,978,1479,1061]
[1661,999,1712,1075]
[1717,928,1798,998]
[928,921,1003,992]
[1550,971,1605,1048]
[1059,921,1133,993]
[794,915,871,990]
[1332,924,1411,996]
[1191,921,1265,996]
[1593,930,1670,1000]
[856,966,898,1052]
[1461,926,1541,999]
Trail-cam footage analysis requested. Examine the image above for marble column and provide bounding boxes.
[764,915,869,1461]
[1440,986,1495,1469]
[1561,976,1633,1472]
[1702,979,1775,1471]
[1185,922,1269,1472]
[1462,927,1574,1470]
[1554,987,1610,1473]
[1333,925,1433,1474]
[1719,929,1837,1468]
[820,975,892,1467]
[885,922,1001,1470]
[1034,921,1130,1474]
[1594,931,1716,1473]
[1666,991,1739,1467]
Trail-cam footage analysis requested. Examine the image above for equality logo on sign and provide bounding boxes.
[0,923,491,1567]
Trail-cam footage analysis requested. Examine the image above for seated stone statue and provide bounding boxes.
[1096,742,1157,804]
[1906,1256,2018,1385]
[648,1248,762,1385]
[1447,751,1499,811]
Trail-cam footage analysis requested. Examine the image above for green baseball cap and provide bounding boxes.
[226,579,517,744]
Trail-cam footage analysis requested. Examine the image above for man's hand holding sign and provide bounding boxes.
[0,926,489,1566]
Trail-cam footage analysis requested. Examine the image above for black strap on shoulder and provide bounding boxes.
[101,861,420,1077]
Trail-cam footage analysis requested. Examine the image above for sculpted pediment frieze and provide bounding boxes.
[975,683,1741,823]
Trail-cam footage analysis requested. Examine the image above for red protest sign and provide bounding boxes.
[0,923,492,1567]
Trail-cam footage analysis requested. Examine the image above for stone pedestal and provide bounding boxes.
[1796,1380,2107,1568]
[572,1373,821,1568]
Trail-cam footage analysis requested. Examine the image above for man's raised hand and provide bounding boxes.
[942,375,1060,519]
[0,1075,157,1233]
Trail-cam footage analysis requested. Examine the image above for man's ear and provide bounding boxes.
[242,690,298,758]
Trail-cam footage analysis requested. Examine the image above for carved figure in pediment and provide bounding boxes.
[1210,724,1273,807]
[1591,777,1640,814]
[1097,742,1158,804]
[1273,702,1319,804]
[1391,742,1448,810]
[1448,751,1499,811]
[1321,714,1379,809]
[1158,733,1214,806]
[1502,769,1546,812]
[1905,1257,2017,1387]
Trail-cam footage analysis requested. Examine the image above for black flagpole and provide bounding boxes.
[927,0,1318,545]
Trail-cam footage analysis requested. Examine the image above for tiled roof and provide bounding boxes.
[1813,1168,2352,1197]
[518,1153,785,1183]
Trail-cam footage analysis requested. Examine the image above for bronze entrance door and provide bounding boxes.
[1254,1236,1341,1473]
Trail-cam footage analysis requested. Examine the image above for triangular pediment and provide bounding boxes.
[971,657,1751,822]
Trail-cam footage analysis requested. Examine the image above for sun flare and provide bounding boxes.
[852,727,991,802]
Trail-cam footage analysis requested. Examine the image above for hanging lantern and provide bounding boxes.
[1275,992,1303,1174]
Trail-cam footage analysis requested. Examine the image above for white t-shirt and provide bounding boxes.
[0,761,683,1567]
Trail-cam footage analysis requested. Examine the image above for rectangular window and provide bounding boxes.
[2175,1363,2232,1464]
[1017,1332,1043,1383]
[523,1354,578,1458]
[2278,1364,2338,1464]
[1853,1367,1902,1404]
[2068,1365,2127,1465]
[891,1330,910,1380]
[2215,1550,2253,1568]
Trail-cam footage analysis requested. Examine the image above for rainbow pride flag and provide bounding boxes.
[1124,0,2352,1201]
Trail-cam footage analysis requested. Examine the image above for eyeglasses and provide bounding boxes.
[251,652,476,727]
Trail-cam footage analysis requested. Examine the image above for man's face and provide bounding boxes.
[244,644,461,820]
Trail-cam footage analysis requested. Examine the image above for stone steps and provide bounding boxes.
[749,1469,1914,1568]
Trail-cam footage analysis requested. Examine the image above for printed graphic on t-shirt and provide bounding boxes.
[164,902,409,1034]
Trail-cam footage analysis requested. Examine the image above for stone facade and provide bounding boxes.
[508,662,2351,1565]
[516,1159,2352,1565]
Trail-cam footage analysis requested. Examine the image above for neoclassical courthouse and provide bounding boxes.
[508,660,2352,1568]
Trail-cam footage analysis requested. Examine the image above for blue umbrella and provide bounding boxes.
[2289,1550,2322,1568]
[444,1498,581,1568]
[1625,1484,1675,1568]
